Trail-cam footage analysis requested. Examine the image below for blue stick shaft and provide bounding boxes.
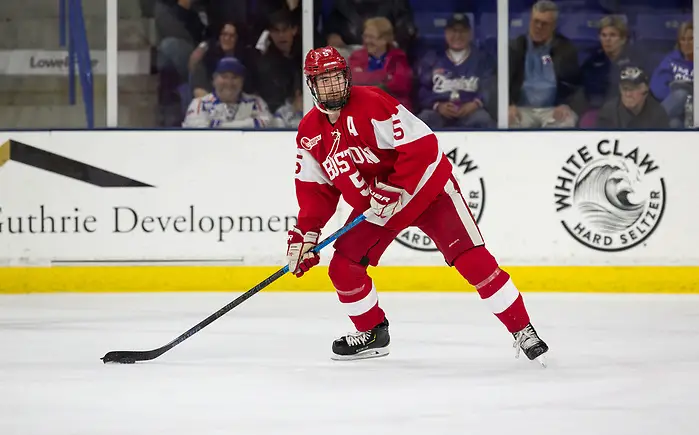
[314,213,366,252]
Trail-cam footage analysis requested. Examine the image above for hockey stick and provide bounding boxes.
[101,213,368,364]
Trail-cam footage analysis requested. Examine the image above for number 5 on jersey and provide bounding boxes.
[349,171,370,197]
[393,118,404,140]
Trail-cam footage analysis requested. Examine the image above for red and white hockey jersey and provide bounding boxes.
[294,86,453,233]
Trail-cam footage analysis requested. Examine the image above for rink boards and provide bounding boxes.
[0,130,696,293]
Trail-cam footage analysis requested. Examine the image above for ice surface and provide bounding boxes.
[1,292,698,435]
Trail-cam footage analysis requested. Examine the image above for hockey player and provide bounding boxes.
[286,46,549,364]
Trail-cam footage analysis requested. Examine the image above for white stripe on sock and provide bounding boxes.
[484,278,520,314]
[343,284,379,317]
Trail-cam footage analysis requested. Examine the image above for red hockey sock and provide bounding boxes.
[453,246,530,333]
[328,252,385,332]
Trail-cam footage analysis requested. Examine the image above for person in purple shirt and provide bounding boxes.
[416,14,495,129]
[650,22,694,128]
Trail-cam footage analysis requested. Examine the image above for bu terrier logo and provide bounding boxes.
[331,130,342,154]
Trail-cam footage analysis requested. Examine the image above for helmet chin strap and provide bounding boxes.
[314,101,341,115]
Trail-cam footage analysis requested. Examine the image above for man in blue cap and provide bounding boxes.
[416,13,496,129]
[183,57,272,128]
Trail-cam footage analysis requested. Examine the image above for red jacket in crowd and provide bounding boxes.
[349,47,414,112]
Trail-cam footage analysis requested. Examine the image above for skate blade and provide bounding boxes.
[331,346,389,361]
[535,354,547,368]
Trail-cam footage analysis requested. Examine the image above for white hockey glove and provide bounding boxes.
[369,180,405,219]
[286,227,320,277]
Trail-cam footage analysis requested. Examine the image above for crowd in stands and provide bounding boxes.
[150,0,694,130]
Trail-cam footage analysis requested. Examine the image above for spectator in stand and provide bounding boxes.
[253,10,303,114]
[260,0,327,47]
[416,13,495,129]
[155,0,208,83]
[154,0,209,126]
[650,22,694,128]
[348,17,413,112]
[207,0,324,50]
[182,57,272,128]
[597,66,669,129]
[509,0,582,128]
[325,0,417,59]
[256,0,302,28]
[199,0,256,49]
[188,22,258,99]
[578,16,647,128]
[272,85,304,128]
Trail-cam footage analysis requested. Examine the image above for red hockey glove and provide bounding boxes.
[369,180,404,219]
[286,227,320,277]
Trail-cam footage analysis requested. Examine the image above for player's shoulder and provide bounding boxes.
[348,86,400,116]
[295,107,324,151]
[351,85,395,102]
[297,106,324,133]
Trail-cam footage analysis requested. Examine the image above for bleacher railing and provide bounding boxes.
[59,0,94,128]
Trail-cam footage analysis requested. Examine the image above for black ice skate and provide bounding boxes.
[331,317,390,361]
[513,323,549,367]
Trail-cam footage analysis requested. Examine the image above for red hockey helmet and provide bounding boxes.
[303,46,351,112]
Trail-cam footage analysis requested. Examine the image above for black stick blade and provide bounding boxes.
[101,351,147,364]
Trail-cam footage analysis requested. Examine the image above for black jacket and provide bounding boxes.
[596,94,671,129]
[509,33,583,114]
[254,41,303,112]
[154,1,208,44]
